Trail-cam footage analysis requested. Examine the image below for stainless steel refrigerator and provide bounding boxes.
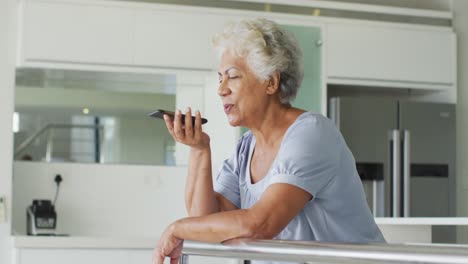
[329,97,456,242]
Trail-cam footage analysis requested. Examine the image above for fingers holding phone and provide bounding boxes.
[172,109,185,140]
[161,108,209,149]
[193,110,203,142]
[184,107,194,138]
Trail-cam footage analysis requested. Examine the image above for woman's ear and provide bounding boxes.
[266,71,281,95]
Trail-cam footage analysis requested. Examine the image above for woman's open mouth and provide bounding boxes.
[224,104,234,114]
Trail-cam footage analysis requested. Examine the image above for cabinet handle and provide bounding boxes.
[390,129,401,217]
[403,130,411,217]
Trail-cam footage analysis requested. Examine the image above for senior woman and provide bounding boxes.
[153,18,385,264]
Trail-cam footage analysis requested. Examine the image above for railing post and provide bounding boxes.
[179,254,189,264]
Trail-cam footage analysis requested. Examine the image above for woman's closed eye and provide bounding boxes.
[218,75,240,83]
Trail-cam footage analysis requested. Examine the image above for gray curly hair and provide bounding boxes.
[212,18,304,105]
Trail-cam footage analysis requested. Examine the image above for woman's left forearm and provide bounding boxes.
[171,209,266,243]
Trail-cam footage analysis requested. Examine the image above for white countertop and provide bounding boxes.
[13,236,157,249]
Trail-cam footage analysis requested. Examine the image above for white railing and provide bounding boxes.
[179,239,468,264]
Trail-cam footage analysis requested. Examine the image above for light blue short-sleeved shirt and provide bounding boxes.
[214,112,385,263]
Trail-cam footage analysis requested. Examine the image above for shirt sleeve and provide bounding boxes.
[214,155,241,208]
[268,116,341,199]
[213,134,250,208]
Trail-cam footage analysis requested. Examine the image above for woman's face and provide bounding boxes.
[217,50,270,127]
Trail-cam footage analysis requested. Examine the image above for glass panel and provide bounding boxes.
[283,24,322,113]
[13,68,203,166]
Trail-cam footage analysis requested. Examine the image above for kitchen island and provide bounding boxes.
[375,217,468,244]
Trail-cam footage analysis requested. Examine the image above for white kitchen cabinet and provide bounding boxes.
[327,22,455,90]
[133,9,231,70]
[18,0,239,71]
[19,0,456,94]
[20,0,134,66]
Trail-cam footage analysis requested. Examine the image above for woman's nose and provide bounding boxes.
[218,79,231,97]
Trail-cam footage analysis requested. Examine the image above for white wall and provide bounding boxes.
[0,0,16,263]
[454,0,468,243]
[12,162,188,237]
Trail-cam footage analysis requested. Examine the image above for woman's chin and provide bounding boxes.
[227,116,241,127]
[228,120,239,127]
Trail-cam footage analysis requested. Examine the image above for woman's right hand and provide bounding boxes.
[164,107,210,151]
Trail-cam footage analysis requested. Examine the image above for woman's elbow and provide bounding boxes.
[241,211,279,239]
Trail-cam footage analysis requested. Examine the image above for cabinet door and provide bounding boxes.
[327,23,455,88]
[21,0,134,65]
[283,25,323,113]
[19,249,128,264]
[133,9,232,70]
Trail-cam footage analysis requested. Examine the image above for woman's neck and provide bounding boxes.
[248,103,304,148]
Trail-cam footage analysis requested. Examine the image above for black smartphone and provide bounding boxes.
[148,109,208,125]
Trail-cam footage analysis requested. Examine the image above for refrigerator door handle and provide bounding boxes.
[403,130,411,217]
[391,130,401,217]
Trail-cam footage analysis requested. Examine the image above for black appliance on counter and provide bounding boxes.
[27,199,57,236]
